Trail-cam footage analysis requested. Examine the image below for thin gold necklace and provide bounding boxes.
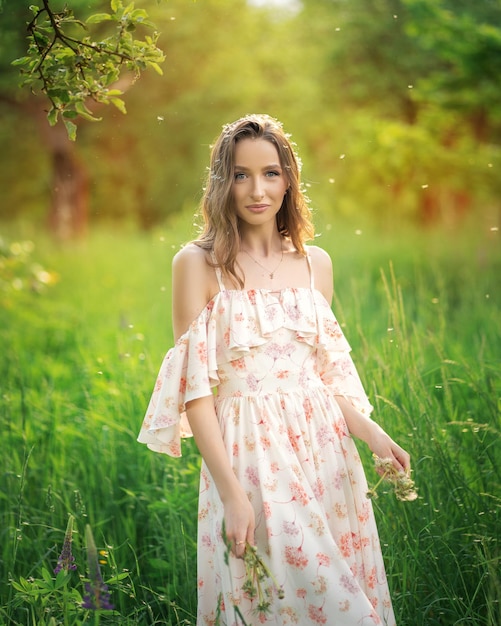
[242,242,284,279]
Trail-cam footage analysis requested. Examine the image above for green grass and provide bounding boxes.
[0,215,499,625]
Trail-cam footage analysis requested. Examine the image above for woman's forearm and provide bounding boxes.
[185,395,243,503]
[335,395,380,443]
[335,395,410,473]
[185,395,255,552]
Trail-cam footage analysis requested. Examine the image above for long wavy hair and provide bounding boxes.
[195,114,315,287]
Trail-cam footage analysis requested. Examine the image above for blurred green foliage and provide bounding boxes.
[0,235,58,307]
[0,0,500,229]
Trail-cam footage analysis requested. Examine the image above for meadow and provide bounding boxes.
[0,214,499,625]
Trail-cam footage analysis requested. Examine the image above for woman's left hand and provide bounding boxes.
[368,426,411,474]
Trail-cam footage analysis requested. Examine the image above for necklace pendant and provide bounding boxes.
[269,272,274,279]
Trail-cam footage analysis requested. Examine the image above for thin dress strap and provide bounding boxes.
[211,251,226,291]
[306,253,315,290]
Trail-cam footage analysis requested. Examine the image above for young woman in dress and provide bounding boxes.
[138,114,411,625]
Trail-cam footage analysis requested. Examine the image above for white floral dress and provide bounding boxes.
[138,255,396,626]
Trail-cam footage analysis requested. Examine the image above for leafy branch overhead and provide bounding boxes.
[12,0,165,140]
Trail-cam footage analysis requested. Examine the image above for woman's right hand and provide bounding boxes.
[185,396,255,558]
[222,489,256,558]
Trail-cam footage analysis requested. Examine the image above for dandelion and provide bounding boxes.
[81,525,114,611]
[54,515,77,574]
[366,455,418,502]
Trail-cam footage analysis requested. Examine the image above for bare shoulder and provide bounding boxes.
[171,243,216,339]
[306,244,333,269]
[306,244,333,303]
[172,242,209,272]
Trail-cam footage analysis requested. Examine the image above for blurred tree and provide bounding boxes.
[298,0,501,225]
[0,0,317,231]
[403,0,501,142]
[1,0,499,231]
[77,0,316,228]
[0,0,164,238]
[299,0,423,120]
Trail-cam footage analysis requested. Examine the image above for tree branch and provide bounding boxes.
[13,0,165,139]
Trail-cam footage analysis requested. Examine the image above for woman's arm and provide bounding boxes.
[184,396,255,554]
[335,396,411,473]
[171,245,255,555]
[309,246,411,474]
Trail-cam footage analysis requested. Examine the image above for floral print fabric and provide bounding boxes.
[138,288,396,626]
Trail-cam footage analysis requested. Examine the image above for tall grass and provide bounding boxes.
[0,216,499,625]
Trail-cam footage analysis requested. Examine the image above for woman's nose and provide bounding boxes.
[251,178,265,199]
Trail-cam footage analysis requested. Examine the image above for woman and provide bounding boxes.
[138,114,411,625]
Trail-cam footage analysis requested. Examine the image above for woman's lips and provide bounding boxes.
[246,204,269,213]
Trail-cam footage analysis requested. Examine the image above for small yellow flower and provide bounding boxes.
[98,549,108,565]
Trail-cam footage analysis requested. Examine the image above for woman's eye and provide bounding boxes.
[234,172,246,181]
[266,170,280,177]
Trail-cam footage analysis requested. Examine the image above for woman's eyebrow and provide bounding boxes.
[233,163,282,171]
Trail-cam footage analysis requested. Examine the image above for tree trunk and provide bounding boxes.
[23,98,89,239]
[39,114,88,240]
[48,135,89,240]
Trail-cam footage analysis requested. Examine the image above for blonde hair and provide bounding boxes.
[195,114,314,287]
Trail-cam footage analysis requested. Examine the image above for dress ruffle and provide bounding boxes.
[312,291,374,417]
[137,288,372,457]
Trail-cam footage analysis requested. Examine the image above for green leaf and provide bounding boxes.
[41,568,53,583]
[11,581,28,592]
[47,108,59,126]
[47,89,70,104]
[74,103,101,122]
[148,62,163,76]
[122,3,135,18]
[110,0,122,13]
[33,32,50,48]
[86,13,113,24]
[148,558,171,571]
[54,569,72,589]
[63,119,77,141]
[11,56,32,67]
[129,9,148,21]
[105,572,129,583]
[110,97,127,114]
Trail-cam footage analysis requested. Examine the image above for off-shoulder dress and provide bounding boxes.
[138,253,396,626]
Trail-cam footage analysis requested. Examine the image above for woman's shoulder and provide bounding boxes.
[305,244,332,270]
[173,242,209,268]
[172,243,219,339]
[173,242,220,290]
[305,244,333,302]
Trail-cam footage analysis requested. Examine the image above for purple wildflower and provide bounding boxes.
[81,524,114,611]
[54,515,77,575]
[82,579,114,611]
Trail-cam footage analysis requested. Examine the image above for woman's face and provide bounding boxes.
[231,138,288,229]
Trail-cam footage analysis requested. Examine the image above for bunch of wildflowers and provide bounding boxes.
[219,523,284,625]
[82,524,114,611]
[367,455,418,501]
[241,543,285,617]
